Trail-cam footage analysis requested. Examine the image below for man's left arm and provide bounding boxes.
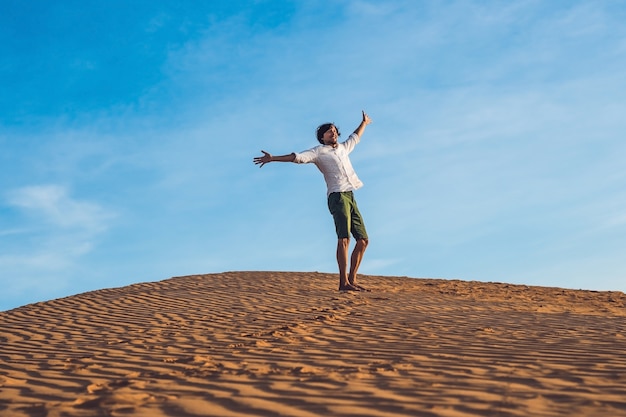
[353,110,372,138]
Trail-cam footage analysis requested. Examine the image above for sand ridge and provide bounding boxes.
[1,271,626,416]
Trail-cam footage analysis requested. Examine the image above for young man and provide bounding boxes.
[253,111,372,291]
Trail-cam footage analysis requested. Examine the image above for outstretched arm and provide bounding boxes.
[353,110,372,138]
[253,150,296,168]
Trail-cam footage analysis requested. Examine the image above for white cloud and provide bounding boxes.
[1,185,115,295]
[7,184,112,231]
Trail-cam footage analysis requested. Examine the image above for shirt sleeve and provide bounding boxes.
[293,147,318,164]
[341,133,360,153]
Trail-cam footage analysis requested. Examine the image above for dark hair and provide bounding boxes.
[316,123,340,144]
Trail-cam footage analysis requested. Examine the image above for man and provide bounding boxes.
[253,111,372,291]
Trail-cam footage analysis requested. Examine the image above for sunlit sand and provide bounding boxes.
[2,271,626,416]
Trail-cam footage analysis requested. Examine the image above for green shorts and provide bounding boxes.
[327,191,368,240]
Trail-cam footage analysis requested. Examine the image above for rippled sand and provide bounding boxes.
[2,271,626,416]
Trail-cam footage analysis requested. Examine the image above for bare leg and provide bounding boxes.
[337,238,357,290]
[348,238,369,286]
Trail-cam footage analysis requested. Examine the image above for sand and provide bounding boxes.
[1,271,626,417]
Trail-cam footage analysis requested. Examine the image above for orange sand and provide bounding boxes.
[1,271,626,416]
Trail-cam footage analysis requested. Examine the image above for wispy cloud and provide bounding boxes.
[0,185,115,308]
[8,184,112,231]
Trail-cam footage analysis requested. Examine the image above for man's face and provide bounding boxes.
[321,125,339,146]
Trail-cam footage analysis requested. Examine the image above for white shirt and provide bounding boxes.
[294,133,363,196]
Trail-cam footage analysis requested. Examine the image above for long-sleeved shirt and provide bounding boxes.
[293,133,363,196]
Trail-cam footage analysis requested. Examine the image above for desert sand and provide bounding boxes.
[1,271,626,417]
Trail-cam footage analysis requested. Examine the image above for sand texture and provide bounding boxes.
[2,271,626,416]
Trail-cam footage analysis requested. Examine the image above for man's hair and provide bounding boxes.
[316,123,340,144]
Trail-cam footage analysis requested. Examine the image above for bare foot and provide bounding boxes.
[351,284,370,292]
[339,284,361,291]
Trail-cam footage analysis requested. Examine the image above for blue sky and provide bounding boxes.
[1,0,625,311]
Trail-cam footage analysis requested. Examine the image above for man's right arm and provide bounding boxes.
[253,151,296,168]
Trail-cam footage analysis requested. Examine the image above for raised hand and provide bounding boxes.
[362,110,372,125]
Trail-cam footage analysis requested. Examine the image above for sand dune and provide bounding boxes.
[1,271,626,416]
